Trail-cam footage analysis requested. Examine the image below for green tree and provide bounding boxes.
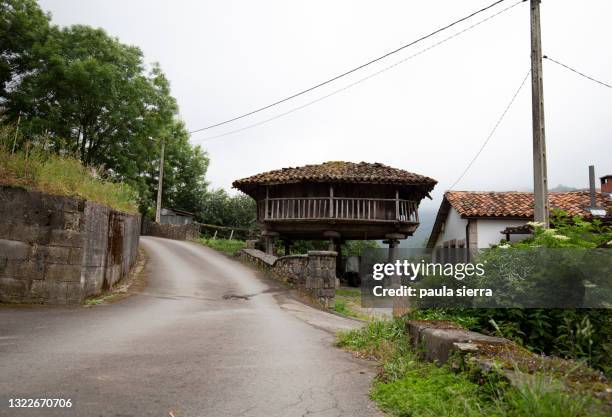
[198,189,257,228]
[158,121,209,216]
[1,0,211,217]
[9,25,163,163]
[0,0,50,100]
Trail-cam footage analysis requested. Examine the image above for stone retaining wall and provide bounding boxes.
[0,186,140,304]
[142,220,200,241]
[238,248,336,306]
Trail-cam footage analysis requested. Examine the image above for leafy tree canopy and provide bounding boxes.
[0,0,210,217]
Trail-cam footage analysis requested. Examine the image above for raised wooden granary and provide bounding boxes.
[233,161,437,254]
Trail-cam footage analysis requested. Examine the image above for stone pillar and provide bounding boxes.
[305,251,337,308]
[323,231,340,252]
[261,231,278,255]
[384,233,409,317]
[323,232,341,288]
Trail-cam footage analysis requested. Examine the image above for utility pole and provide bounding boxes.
[530,0,549,227]
[155,137,165,223]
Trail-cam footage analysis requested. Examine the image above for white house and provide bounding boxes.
[426,190,612,250]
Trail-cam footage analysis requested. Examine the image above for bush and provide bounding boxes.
[409,214,612,373]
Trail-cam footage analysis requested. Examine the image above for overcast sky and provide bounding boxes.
[38,0,611,213]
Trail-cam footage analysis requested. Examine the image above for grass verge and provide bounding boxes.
[194,237,246,256]
[333,287,372,321]
[336,318,606,417]
[0,145,137,213]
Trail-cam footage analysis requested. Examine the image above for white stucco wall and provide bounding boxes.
[434,207,468,247]
[474,219,529,248]
[433,208,530,248]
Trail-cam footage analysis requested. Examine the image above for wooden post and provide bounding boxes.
[155,137,165,224]
[334,241,343,279]
[265,187,269,220]
[284,240,291,256]
[530,0,549,227]
[24,141,30,177]
[229,230,234,240]
[12,111,21,154]
[395,190,400,221]
[329,185,334,218]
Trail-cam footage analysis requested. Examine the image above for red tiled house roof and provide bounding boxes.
[426,191,611,248]
[445,191,612,218]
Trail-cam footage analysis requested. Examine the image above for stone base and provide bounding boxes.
[237,249,338,306]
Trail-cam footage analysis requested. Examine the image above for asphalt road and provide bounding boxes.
[0,237,379,417]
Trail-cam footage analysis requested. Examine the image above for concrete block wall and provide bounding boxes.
[0,186,140,304]
[238,248,337,306]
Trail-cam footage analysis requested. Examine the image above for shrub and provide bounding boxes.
[409,214,612,373]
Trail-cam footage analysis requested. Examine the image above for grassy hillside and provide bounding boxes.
[0,137,138,213]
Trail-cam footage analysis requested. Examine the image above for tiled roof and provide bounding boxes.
[233,161,437,190]
[445,191,612,218]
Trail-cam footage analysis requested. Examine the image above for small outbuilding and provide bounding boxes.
[233,161,437,254]
[160,208,195,225]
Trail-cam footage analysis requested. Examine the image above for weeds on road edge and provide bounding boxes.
[335,318,606,417]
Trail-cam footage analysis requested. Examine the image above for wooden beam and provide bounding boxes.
[264,186,269,220]
[329,185,334,218]
[395,190,400,220]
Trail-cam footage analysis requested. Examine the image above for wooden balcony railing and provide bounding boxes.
[259,197,418,223]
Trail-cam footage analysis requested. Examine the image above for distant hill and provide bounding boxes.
[550,184,580,192]
[401,207,437,248]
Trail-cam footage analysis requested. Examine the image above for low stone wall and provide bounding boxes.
[142,220,200,241]
[271,254,308,284]
[238,248,336,306]
[406,320,510,364]
[0,186,140,304]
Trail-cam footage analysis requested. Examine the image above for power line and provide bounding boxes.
[543,55,612,89]
[190,0,514,135]
[448,69,531,190]
[193,0,524,143]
